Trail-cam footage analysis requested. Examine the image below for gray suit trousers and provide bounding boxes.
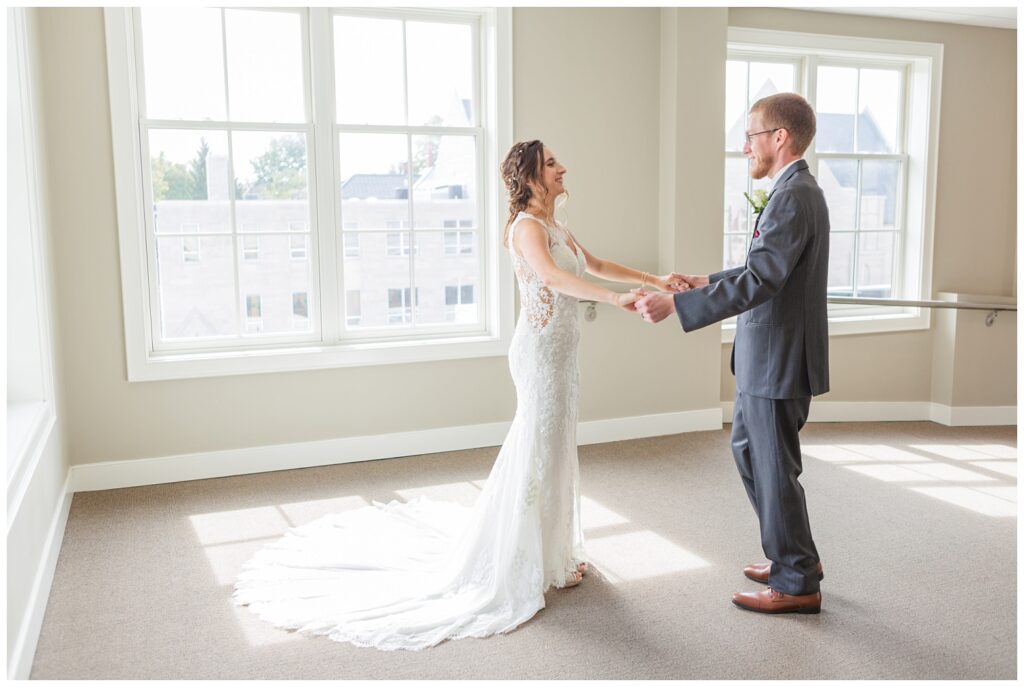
[732,390,820,595]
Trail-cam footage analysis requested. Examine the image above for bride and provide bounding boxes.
[233,139,685,650]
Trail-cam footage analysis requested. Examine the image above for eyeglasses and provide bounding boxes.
[744,128,781,144]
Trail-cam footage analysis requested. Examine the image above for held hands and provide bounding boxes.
[634,290,676,324]
[630,273,708,323]
[642,272,689,292]
[617,273,709,320]
[676,274,709,290]
[652,272,691,293]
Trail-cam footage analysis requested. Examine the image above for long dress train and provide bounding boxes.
[233,211,588,650]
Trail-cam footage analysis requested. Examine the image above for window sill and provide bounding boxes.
[720,309,930,344]
[128,333,511,382]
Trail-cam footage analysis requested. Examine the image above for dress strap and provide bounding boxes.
[508,211,552,257]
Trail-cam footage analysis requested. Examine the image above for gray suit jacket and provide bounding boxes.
[674,160,830,399]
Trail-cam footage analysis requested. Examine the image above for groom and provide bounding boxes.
[636,92,829,614]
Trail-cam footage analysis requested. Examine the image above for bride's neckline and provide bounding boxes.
[519,211,578,258]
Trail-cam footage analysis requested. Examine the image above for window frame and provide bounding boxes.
[105,7,514,381]
[722,28,942,342]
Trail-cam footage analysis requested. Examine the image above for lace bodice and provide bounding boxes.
[508,211,587,332]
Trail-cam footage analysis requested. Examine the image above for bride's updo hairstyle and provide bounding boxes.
[499,139,546,248]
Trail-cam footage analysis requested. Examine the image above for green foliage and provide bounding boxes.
[412,116,443,175]
[246,135,307,200]
[151,152,195,201]
[151,137,210,202]
[190,138,210,201]
[152,135,308,202]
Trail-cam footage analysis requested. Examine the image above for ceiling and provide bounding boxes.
[799,7,1017,30]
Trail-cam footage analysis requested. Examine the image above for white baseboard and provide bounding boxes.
[578,408,722,444]
[9,471,73,681]
[71,408,725,493]
[720,400,1017,426]
[932,404,1018,427]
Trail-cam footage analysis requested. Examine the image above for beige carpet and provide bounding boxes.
[30,422,1016,679]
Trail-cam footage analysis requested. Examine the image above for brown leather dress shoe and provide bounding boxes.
[743,561,823,584]
[732,588,821,614]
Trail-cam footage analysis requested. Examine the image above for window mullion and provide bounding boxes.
[220,8,243,338]
[130,10,165,351]
[803,55,818,172]
[853,67,861,153]
[852,158,863,296]
[401,20,418,328]
[309,8,340,344]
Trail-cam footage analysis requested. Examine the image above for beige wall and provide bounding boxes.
[33,8,1015,467]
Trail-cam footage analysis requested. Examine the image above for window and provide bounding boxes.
[444,283,475,322]
[290,235,307,260]
[386,232,413,257]
[180,222,201,262]
[245,294,262,333]
[292,291,309,329]
[388,287,419,324]
[724,29,942,339]
[444,228,475,255]
[242,234,259,261]
[345,290,361,326]
[289,221,308,260]
[342,233,360,258]
[182,237,201,262]
[106,8,513,380]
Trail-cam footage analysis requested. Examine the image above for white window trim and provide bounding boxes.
[723,27,942,342]
[8,7,60,501]
[105,7,514,381]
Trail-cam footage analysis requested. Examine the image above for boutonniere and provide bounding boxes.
[744,189,770,237]
[744,189,769,215]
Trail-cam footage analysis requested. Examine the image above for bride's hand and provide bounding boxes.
[613,291,640,312]
[655,273,690,292]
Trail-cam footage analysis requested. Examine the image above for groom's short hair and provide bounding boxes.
[751,93,816,156]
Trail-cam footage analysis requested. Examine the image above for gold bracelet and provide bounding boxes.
[640,271,648,288]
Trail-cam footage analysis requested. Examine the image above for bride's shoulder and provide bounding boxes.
[513,215,548,238]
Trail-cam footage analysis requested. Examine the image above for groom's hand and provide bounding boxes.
[636,292,675,324]
[678,274,710,290]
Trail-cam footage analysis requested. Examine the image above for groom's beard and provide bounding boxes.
[749,153,773,180]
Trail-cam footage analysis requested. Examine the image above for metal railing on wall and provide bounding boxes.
[580,296,1017,326]
[827,297,1016,327]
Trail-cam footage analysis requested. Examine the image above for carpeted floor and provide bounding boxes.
[30,421,1016,679]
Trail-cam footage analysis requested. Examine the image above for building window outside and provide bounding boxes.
[289,221,308,261]
[386,232,413,257]
[180,222,200,262]
[444,228,475,255]
[245,294,262,333]
[292,291,309,329]
[345,289,361,326]
[343,233,360,258]
[387,287,418,324]
[290,234,307,261]
[242,234,260,261]
[444,283,475,322]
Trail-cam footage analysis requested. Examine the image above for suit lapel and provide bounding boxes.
[747,160,808,250]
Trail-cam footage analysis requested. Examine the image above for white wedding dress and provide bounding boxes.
[234,212,588,650]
